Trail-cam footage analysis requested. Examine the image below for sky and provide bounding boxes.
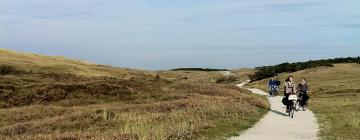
[0,0,359,70]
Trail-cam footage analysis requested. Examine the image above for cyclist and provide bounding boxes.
[273,77,281,96]
[284,75,296,113]
[297,78,309,106]
[268,77,277,96]
[275,78,281,88]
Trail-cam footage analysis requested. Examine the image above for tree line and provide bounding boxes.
[249,56,360,81]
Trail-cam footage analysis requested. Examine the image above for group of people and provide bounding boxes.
[269,75,309,113]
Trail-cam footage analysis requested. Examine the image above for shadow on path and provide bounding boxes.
[270,109,289,117]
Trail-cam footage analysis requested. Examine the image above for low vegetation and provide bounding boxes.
[247,63,360,140]
[216,75,238,84]
[231,68,256,82]
[171,68,228,72]
[250,57,360,81]
[0,49,269,140]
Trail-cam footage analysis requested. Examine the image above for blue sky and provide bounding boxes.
[0,0,359,70]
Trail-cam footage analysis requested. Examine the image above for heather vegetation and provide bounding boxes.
[0,49,269,140]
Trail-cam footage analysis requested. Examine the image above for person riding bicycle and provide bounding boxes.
[275,78,281,88]
[284,75,296,113]
[273,78,281,96]
[297,78,309,106]
[268,77,277,96]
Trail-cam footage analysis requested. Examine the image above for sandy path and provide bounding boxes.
[229,82,319,140]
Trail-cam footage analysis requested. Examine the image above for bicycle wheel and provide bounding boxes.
[302,104,307,111]
[290,106,295,118]
[288,108,291,116]
[295,100,300,111]
[287,106,291,116]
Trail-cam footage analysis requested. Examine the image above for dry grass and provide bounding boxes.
[155,70,223,83]
[0,49,152,77]
[247,63,360,140]
[231,68,256,82]
[0,49,269,140]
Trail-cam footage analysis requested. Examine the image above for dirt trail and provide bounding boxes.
[229,82,319,140]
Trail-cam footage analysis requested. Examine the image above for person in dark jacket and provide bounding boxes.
[268,77,277,96]
[297,78,309,105]
[275,78,281,87]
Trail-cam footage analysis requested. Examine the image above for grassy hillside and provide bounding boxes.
[0,49,151,78]
[247,63,360,140]
[0,49,269,140]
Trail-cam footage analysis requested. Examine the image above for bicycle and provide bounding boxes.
[295,92,308,111]
[269,85,279,97]
[288,94,298,118]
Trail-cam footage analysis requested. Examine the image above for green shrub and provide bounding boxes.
[250,57,360,81]
[0,65,19,75]
[216,75,238,84]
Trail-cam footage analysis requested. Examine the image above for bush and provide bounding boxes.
[250,57,360,81]
[216,75,238,84]
[0,65,19,75]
